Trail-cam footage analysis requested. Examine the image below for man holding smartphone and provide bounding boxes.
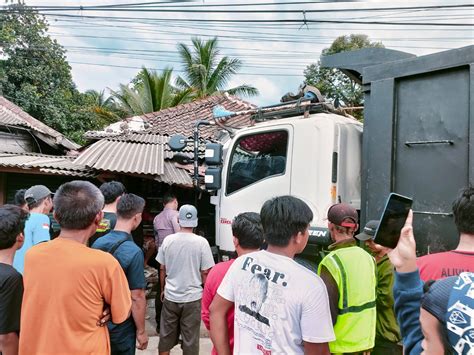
[318,203,377,354]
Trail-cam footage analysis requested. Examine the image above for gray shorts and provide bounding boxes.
[158,298,201,354]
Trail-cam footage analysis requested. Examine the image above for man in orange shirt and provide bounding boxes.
[19,180,132,355]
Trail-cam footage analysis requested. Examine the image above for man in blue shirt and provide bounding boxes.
[92,193,148,355]
[13,185,53,274]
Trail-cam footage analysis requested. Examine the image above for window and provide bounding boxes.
[226,131,288,194]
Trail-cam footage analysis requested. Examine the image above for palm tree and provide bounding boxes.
[111,67,193,116]
[85,89,125,123]
[177,37,258,99]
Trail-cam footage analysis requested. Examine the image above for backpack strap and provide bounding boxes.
[108,238,129,255]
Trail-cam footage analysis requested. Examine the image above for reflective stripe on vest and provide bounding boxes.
[319,246,377,353]
[332,254,377,315]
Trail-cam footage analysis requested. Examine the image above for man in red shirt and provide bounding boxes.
[417,186,474,281]
[201,212,264,355]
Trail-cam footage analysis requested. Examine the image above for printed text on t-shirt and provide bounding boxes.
[242,256,287,287]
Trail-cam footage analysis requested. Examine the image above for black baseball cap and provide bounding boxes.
[355,220,379,241]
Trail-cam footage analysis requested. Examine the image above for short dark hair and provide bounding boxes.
[54,181,104,230]
[0,205,29,249]
[117,193,145,219]
[163,192,177,205]
[232,212,264,249]
[452,187,474,234]
[100,181,126,204]
[27,196,49,209]
[14,189,27,207]
[260,195,313,247]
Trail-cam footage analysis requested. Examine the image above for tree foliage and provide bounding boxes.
[85,89,127,125]
[0,4,103,145]
[111,67,193,116]
[177,37,258,99]
[304,34,384,119]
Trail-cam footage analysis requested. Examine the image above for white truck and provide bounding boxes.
[170,45,474,262]
[206,104,362,261]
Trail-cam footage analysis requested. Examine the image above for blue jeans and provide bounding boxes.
[109,317,136,355]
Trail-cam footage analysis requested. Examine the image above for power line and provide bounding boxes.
[23,3,474,14]
[68,61,304,77]
[17,12,469,27]
[50,19,474,42]
[46,32,457,50]
[46,14,473,31]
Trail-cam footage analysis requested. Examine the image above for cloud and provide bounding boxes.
[22,0,474,104]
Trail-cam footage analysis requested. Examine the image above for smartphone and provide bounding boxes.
[374,193,413,249]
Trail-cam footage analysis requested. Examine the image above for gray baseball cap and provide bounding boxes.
[24,185,53,204]
[178,204,198,228]
[355,220,379,241]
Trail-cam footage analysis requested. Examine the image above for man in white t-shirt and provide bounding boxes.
[210,196,335,355]
[156,204,215,355]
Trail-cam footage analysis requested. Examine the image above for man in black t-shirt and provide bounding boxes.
[0,205,29,354]
[89,181,125,246]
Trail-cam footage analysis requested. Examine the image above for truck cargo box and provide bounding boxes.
[323,45,474,254]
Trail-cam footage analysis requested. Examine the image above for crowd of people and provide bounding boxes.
[0,180,473,355]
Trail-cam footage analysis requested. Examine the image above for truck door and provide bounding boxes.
[217,127,292,255]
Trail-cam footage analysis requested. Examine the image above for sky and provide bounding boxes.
[19,0,474,106]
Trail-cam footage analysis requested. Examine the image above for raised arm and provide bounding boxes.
[388,210,424,354]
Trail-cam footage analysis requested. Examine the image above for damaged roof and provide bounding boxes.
[85,93,256,141]
[0,152,94,177]
[74,134,195,187]
[0,96,80,151]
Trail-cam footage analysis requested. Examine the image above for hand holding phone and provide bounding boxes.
[387,210,418,273]
[374,193,413,249]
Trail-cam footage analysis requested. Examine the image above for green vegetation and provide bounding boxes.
[304,34,384,119]
[176,37,258,99]
[0,4,103,144]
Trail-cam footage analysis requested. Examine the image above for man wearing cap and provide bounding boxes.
[317,203,377,354]
[13,185,53,274]
[356,220,402,355]
[156,204,215,355]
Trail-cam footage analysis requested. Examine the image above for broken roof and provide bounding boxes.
[84,93,256,141]
[0,152,94,177]
[74,134,194,187]
[0,96,80,151]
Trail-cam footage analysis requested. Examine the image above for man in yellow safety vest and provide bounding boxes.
[318,203,377,355]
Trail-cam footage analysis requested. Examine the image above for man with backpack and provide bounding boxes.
[93,193,148,354]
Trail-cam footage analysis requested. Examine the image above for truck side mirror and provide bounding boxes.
[205,167,222,191]
[168,134,188,152]
[205,143,223,165]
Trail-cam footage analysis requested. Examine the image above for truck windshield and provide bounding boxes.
[226,130,288,194]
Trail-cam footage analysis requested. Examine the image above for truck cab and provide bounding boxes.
[211,110,362,261]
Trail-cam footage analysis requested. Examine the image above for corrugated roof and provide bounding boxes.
[0,96,80,151]
[85,93,255,141]
[156,161,193,187]
[107,133,168,144]
[145,94,255,139]
[74,139,164,175]
[0,152,94,177]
